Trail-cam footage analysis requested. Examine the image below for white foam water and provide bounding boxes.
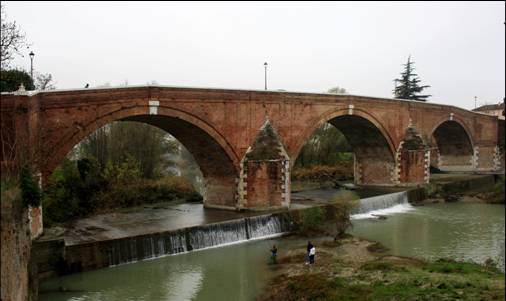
[351,191,414,220]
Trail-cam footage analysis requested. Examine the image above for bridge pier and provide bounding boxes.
[392,126,430,185]
[237,121,290,211]
[354,157,396,186]
[202,176,238,210]
[473,145,499,172]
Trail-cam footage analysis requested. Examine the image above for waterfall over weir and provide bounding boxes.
[351,191,413,220]
[106,214,291,266]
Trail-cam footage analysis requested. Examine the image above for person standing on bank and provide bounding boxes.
[306,241,313,264]
[270,245,278,264]
[309,244,316,265]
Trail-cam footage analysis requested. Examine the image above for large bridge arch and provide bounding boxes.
[293,108,397,185]
[44,105,240,209]
[429,117,475,171]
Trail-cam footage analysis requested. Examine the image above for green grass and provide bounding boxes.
[424,258,501,275]
[360,260,406,272]
[262,257,505,301]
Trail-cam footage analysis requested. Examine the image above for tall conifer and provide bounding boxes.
[393,56,431,101]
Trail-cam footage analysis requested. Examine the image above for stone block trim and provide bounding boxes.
[424,150,431,183]
[392,141,404,184]
[354,159,363,185]
[493,145,503,171]
[472,146,479,170]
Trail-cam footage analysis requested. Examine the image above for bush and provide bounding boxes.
[97,176,198,208]
[298,207,325,235]
[42,160,83,225]
[43,167,201,225]
[19,165,41,207]
[333,199,355,240]
[292,164,353,184]
[42,155,202,225]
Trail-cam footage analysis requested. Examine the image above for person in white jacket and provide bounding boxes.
[309,245,316,264]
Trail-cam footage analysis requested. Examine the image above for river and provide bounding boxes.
[39,190,505,301]
[350,202,505,272]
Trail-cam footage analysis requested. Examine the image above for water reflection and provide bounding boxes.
[39,238,305,301]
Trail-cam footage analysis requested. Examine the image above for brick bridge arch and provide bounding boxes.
[293,108,397,185]
[429,117,475,171]
[45,105,240,209]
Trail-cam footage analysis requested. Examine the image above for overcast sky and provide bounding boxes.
[4,1,505,109]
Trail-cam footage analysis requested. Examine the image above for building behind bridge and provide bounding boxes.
[473,102,505,120]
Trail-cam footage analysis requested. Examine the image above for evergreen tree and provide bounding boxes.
[0,69,34,92]
[393,56,431,101]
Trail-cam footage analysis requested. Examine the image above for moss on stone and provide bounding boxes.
[245,122,285,161]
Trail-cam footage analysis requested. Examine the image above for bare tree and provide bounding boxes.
[35,73,56,90]
[0,4,29,69]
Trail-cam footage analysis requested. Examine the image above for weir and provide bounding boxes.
[53,214,293,270]
[351,191,413,219]
[354,191,410,214]
[38,191,416,275]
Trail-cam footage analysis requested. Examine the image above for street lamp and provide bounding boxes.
[29,51,35,84]
[264,62,268,90]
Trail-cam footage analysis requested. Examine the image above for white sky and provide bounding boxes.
[4,1,505,109]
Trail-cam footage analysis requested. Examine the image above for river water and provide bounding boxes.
[39,236,304,301]
[350,202,505,272]
[39,190,505,301]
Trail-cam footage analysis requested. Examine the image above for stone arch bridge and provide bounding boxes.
[1,86,504,215]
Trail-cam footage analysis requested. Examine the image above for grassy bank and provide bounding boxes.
[260,237,504,301]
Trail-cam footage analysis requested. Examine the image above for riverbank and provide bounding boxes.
[415,174,505,205]
[259,236,505,301]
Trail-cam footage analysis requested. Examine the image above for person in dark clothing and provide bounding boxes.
[270,245,278,264]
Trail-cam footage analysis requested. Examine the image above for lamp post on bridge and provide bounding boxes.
[29,51,35,86]
[264,62,268,90]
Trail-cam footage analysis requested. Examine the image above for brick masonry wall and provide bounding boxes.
[1,189,34,301]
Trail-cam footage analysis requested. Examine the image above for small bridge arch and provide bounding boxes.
[293,107,397,185]
[429,116,475,171]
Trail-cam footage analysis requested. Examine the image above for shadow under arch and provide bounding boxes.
[293,108,396,185]
[44,106,239,209]
[429,118,474,171]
